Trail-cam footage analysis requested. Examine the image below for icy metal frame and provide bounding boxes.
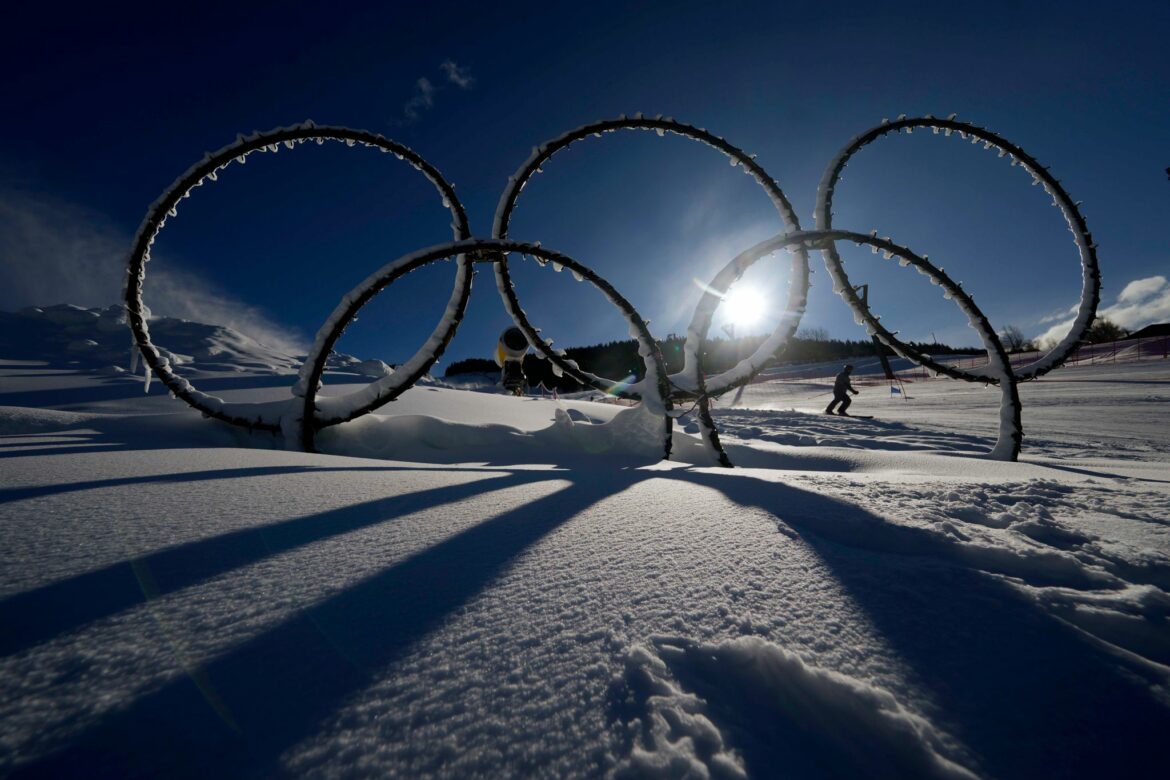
[124,123,471,432]
[490,115,811,466]
[815,115,1100,460]
[126,114,1099,465]
[292,239,674,457]
[492,115,810,397]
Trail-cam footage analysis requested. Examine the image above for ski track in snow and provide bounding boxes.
[1,355,1169,778]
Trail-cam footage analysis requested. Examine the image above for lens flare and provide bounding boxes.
[723,285,766,330]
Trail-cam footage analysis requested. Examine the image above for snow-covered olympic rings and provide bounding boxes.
[126,115,1099,465]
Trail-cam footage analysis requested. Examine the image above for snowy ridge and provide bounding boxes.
[316,403,670,464]
[0,303,420,387]
[1,304,304,375]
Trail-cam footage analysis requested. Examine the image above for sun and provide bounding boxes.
[723,285,766,332]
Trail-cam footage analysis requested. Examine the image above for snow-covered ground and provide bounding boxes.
[2,322,1169,778]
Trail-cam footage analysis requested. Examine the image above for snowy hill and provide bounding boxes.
[2,327,1169,777]
[0,303,409,381]
[2,304,304,374]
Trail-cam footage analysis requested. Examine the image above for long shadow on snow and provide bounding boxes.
[0,439,100,448]
[12,464,1170,778]
[0,373,303,409]
[11,469,634,779]
[0,411,306,460]
[1031,460,1170,485]
[0,372,387,411]
[0,424,228,462]
[1040,378,1170,386]
[0,464,483,506]
[0,467,525,659]
[0,443,152,459]
[664,470,1170,780]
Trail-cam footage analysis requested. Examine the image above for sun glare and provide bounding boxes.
[723,285,766,331]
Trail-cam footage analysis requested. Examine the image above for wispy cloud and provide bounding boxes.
[398,60,475,123]
[402,76,436,122]
[440,60,475,89]
[1036,305,1077,324]
[1036,274,1170,347]
[0,188,307,354]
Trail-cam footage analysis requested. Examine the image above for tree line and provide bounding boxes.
[999,317,1130,354]
[443,329,982,391]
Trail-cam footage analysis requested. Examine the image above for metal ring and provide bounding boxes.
[490,115,809,400]
[815,116,1100,384]
[294,239,673,457]
[124,123,471,431]
[734,229,1023,459]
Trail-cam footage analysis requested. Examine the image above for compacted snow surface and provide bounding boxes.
[2,336,1169,778]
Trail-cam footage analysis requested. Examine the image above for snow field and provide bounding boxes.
[1,358,1169,778]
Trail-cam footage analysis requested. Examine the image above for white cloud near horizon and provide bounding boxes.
[1036,274,1170,347]
[1117,275,1167,304]
[0,189,308,354]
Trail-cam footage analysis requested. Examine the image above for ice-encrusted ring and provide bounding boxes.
[124,123,472,432]
[816,115,1100,383]
[740,228,1022,459]
[814,115,1101,460]
[491,115,812,467]
[293,239,674,457]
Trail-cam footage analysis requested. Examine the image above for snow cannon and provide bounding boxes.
[495,326,530,366]
[495,326,529,396]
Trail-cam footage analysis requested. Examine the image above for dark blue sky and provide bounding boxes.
[3,0,1167,367]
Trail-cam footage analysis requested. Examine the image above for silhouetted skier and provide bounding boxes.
[825,364,860,416]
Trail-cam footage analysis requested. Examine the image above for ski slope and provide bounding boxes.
[2,333,1169,778]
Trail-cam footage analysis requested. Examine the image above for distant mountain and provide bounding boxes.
[0,304,368,376]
